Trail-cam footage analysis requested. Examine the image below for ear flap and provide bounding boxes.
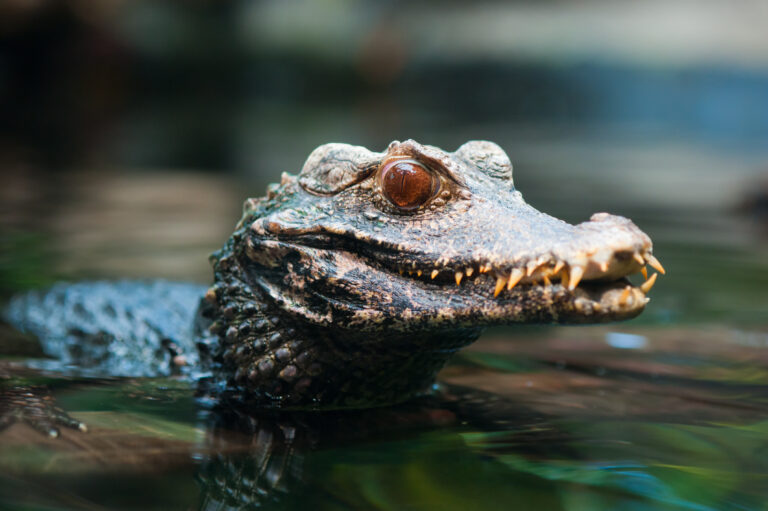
[299,143,383,195]
[454,141,513,182]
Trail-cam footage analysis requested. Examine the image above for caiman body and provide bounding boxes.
[4,140,662,411]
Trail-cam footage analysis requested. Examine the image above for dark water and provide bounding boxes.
[3,325,768,510]
[2,130,768,510]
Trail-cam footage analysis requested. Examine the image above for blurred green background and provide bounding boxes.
[2,0,768,316]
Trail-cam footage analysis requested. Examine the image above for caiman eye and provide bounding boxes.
[379,158,438,211]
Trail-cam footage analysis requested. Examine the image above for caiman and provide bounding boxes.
[1,139,663,434]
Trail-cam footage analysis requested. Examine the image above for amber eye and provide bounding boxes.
[379,158,437,211]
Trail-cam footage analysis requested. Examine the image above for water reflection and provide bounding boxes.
[195,394,475,510]
[3,324,768,511]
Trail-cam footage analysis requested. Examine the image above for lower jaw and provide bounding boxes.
[553,279,649,323]
[422,278,649,326]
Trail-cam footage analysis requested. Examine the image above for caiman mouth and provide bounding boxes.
[265,213,664,323]
[379,243,665,321]
[393,247,663,297]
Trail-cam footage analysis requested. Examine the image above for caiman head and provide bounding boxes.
[204,140,663,408]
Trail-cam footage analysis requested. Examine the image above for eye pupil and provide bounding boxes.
[380,159,435,210]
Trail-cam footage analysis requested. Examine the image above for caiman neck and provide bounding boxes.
[199,258,481,409]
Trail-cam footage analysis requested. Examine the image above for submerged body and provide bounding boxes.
[3,140,662,412]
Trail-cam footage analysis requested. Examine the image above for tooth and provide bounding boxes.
[619,286,632,305]
[526,263,538,277]
[641,267,648,280]
[507,268,524,290]
[634,253,645,265]
[560,267,569,287]
[542,274,552,286]
[568,266,585,290]
[455,272,463,285]
[399,269,404,275]
[480,264,490,273]
[417,270,423,277]
[494,275,508,297]
[647,254,666,275]
[593,248,612,272]
[465,267,473,277]
[640,272,658,293]
[431,270,439,279]
[553,261,565,275]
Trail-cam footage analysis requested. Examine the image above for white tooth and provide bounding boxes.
[593,248,612,266]
[619,286,632,306]
[494,275,508,297]
[647,254,666,275]
[568,266,585,290]
[507,268,524,290]
[640,272,658,293]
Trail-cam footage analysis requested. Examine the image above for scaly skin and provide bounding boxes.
[3,140,662,423]
[198,139,660,409]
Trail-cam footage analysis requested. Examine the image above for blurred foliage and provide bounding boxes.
[0,232,58,298]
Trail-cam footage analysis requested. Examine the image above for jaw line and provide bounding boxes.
[245,230,656,325]
[392,267,650,321]
[262,211,658,294]
[326,248,652,324]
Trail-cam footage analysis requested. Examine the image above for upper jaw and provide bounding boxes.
[390,212,661,296]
